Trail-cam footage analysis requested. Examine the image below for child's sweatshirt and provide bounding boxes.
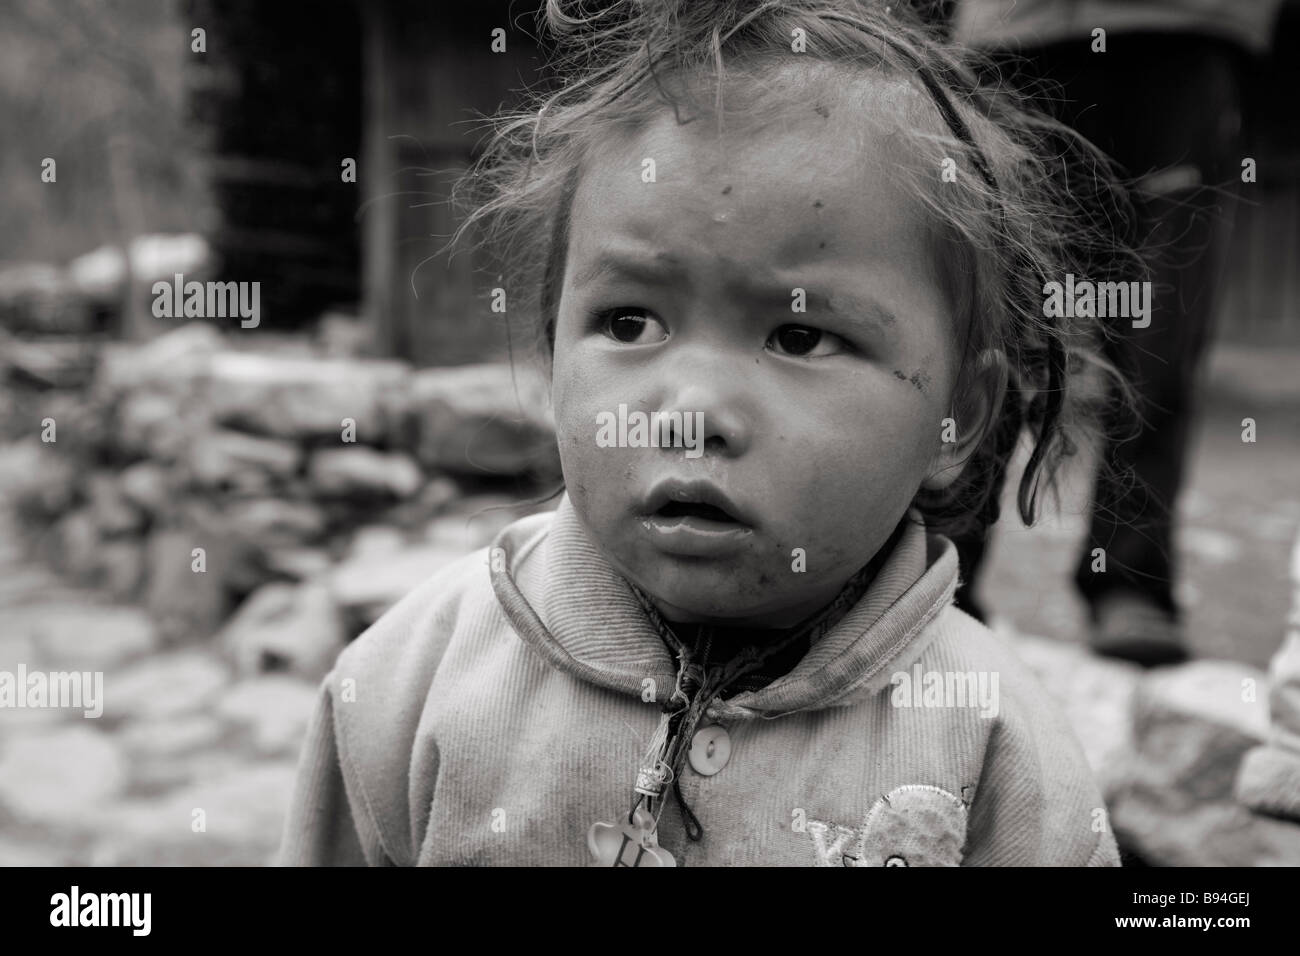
[279,494,1120,866]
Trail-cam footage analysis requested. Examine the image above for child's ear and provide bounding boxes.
[921,348,1007,493]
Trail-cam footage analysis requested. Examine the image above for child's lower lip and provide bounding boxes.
[640,514,754,556]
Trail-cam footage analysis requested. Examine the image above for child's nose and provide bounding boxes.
[657,360,753,459]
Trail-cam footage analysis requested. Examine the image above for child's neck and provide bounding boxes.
[632,516,909,697]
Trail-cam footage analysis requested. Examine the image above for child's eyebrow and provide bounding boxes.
[765,288,900,341]
[571,249,685,288]
[727,281,900,343]
[573,250,900,342]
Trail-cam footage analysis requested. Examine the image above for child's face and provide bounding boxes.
[551,103,965,627]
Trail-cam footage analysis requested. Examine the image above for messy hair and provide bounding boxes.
[452,0,1141,541]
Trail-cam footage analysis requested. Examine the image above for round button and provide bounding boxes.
[688,725,731,776]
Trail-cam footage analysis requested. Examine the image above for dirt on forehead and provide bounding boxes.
[567,62,944,218]
[656,57,931,141]
[574,58,931,191]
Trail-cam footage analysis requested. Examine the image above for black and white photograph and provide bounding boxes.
[0,0,1298,904]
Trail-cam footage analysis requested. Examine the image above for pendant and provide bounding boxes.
[588,806,677,867]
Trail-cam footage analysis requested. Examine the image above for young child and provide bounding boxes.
[281,0,1135,866]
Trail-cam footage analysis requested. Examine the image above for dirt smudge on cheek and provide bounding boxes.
[739,566,777,602]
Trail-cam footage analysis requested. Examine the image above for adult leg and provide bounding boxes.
[1064,36,1244,663]
[953,36,1244,654]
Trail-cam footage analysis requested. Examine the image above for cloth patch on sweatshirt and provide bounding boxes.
[807,785,968,867]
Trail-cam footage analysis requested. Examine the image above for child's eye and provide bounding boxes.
[595,308,668,345]
[766,324,853,358]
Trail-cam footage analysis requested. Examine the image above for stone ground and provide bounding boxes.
[0,341,1296,866]
[0,512,310,865]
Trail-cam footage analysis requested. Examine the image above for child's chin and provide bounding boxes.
[631,565,787,625]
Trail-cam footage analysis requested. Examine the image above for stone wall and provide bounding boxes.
[3,321,562,681]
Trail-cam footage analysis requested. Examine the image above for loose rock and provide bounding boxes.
[307,446,423,500]
[214,675,319,754]
[329,543,467,626]
[402,364,558,477]
[106,649,229,721]
[0,726,127,825]
[187,429,302,491]
[219,581,345,680]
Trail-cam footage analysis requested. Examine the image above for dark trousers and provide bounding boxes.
[954,34,1245,622]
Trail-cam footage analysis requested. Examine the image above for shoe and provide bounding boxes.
[1088,592,1190,668]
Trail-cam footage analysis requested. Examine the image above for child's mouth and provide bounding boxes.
[654,500,739,523]
[640,478,753,527]
[640,487,754,557]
